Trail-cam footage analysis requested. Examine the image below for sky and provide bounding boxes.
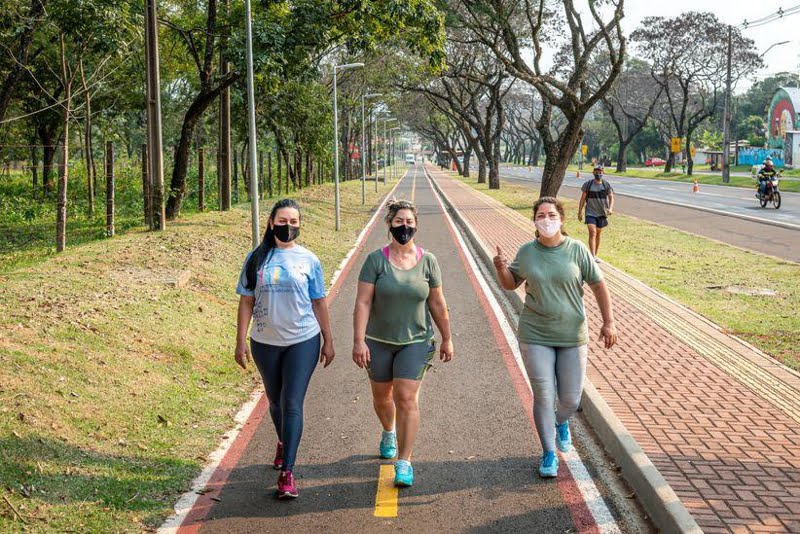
[623,0,800,91]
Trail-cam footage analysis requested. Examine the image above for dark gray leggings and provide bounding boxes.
[520,343,588,454]
[251,334,321,472]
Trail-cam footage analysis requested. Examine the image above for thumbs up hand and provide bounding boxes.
[493,245,508,270]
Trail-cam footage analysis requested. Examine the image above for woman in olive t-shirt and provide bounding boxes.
[493,196,618,479]
[352,199,454,488]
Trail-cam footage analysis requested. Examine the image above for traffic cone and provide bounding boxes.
[576,168,581,178]
[692,178,699,193]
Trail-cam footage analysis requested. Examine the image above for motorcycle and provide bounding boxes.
[756,172,782,209]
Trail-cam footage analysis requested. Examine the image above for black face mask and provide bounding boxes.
[593,173,603,181]
[390,224,417,245]
[273,224,300,243]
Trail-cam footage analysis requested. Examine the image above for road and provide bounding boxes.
[170,166,649,533]
[499,166,800,263]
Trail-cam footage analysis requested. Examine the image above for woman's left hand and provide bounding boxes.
[320,341,335,368]
[439,338,454,362]
[599,322,618,349]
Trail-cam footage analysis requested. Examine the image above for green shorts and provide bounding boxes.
[365,338,435,382]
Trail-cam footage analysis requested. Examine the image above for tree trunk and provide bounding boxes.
[79,60,95,215]
[166,75,237,219]
[105,141,115,237]
[476,153,487,184]
[198,147,205,211]
[539,121,584,197]
[462,147,471,177]
[30,145,39,199]
[277,150,282,195]
[616,139,629,173]
[55,33,70,253]
[267,151,273,197]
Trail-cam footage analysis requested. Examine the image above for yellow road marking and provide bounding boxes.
[374,464,398,517]
[411,170,417,202]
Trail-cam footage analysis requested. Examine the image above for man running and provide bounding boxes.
[577,164,615,262]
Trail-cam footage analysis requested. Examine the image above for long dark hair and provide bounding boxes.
[244,199,301,290]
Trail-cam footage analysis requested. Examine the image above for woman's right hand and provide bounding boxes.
[493,245,508,270]
[235,339,251,370]
[352,339,371,369]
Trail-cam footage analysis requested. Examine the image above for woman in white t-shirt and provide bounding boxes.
[235,199,335,500]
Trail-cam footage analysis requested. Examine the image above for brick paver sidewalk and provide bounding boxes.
[427,166,800,533]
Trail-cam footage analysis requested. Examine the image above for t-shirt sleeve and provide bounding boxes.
[358,252,379,284]
[604,180,614,193]
[308,256,326,300]
[236,250,256,297]
[507,247,524,285]
[578,243,603,285]
[426,254,442,288]
[581,180,589,193]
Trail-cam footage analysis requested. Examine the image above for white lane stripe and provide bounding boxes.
[425,172,621,533]
[159,176,407,533]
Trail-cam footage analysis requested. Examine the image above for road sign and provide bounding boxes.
[690,146,696,158]
[581,144,588,155]
[671,137,682,153]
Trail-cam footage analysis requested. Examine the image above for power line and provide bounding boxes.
[741,3,800,29]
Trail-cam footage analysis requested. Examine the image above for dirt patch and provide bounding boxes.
[706,285,779,297]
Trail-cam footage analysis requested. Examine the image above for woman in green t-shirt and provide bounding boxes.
[352,199,454,488]
[493,196,618,479]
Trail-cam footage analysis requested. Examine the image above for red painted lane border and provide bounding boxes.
[175,177,406,531]
[429,174,600,534]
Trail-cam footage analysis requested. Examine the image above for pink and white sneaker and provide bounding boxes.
[277,470,298,499]
[273,442,284,470]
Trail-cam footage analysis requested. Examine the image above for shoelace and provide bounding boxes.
[542,453,556,468]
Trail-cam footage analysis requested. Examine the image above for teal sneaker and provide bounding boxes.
[539,451,559,478]
[556,421,572,453]
[379,430,397,459]
[394,459,414,487]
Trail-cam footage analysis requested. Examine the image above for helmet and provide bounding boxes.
[764,158,773,165]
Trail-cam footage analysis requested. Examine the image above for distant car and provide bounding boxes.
[405,154,416,165]
[644,157,665,167]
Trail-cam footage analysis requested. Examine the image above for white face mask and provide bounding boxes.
[535,218,561,238]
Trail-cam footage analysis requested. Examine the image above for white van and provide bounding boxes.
[405,154,416,165]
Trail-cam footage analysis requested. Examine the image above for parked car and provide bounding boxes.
[644,157,666,167]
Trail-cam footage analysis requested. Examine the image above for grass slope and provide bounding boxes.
[0,178,395,531]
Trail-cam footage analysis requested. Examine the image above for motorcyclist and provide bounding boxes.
[757,158,778,198]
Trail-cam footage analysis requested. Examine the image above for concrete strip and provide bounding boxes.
[427,167,702,534]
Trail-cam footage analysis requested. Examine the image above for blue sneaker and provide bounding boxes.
[379,431,397,459]
[394,459,414,487]
[539,451,559,478]
[556,421,572,453]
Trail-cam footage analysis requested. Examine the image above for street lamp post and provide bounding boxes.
[333,62,364,230]
[383,117,397,184]
[244,0,260,246]
[361,93,382,204]
[390,127,401,180]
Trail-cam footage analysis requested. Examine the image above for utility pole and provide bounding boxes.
[219,0,232,210]
[722,25,733,183]
[244,0,260,246]
[144,0,165,230]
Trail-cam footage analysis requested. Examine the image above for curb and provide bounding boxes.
[426,168,702,534]
[501,168,800,232]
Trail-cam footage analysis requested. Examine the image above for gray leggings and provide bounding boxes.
[520,343,588,453]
